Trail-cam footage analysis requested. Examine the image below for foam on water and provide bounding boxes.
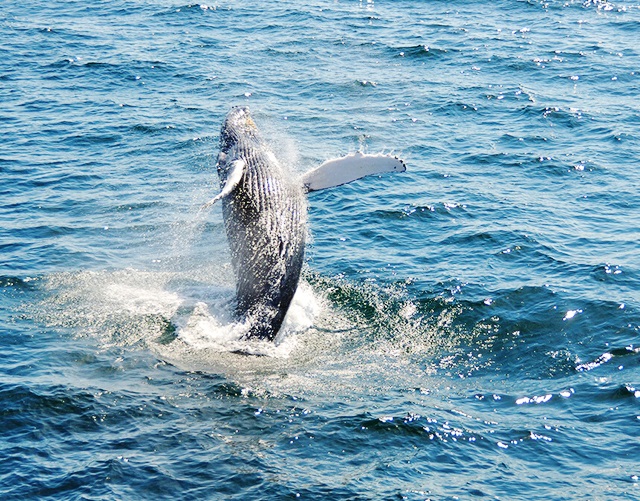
[29,269,321,360]
[171,281,320,358]
[25,265,455,399]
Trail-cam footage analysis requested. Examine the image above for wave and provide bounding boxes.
[153,3,222,20]
[0,275,39,290]
[575,345,640,373]
[390,44,455,60]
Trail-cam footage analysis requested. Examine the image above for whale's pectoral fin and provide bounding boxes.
[201,159,246,210]
[301,152,406,193]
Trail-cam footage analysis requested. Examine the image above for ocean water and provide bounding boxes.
[1,0,639,498]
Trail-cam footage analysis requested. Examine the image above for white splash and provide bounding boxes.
[173,281,321,358]
[34,269,319,359]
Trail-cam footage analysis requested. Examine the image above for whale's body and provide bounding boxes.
[216,107,306,340]
[208,106,405,342]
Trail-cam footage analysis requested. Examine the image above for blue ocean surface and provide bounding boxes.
[1,0,639,499]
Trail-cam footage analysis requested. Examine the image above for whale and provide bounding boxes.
[204,106,406,342]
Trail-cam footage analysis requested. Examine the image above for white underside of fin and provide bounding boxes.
[201,159,245,210]
[301,152,406,192]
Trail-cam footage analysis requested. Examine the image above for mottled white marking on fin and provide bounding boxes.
[201,159,245,210]
[301,152,406,192]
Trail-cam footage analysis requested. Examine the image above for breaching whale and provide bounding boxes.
[203,106,405,341]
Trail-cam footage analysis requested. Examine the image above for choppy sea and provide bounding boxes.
[2,0,639,499]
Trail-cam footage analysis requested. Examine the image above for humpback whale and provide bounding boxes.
[204,106,405,341]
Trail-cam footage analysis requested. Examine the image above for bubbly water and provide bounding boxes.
[2,1,639,499]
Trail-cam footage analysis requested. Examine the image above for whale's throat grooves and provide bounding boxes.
[219,118,307,341]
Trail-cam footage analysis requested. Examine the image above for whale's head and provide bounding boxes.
[216,107,263,188]
[219,106,259,154]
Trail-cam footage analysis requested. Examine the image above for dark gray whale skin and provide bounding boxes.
[216,107,307,341]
